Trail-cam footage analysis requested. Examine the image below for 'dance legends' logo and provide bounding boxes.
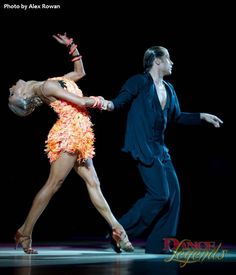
[163,238,227,268]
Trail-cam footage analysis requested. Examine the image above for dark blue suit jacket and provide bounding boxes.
[112,72,201,165]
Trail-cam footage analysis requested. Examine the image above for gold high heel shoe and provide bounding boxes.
[14,230,38,254]
[112,228,134,252]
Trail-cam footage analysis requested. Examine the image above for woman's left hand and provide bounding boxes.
[52,32,73,46]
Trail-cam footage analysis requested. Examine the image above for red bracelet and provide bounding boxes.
[90,96,99,108]
[69,44,77,55]
[71,55,82,62]
[89,96,103,110]
[66,38,73,47]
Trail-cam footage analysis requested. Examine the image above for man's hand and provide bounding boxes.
[200,113,223,128]
[101,100,114,111]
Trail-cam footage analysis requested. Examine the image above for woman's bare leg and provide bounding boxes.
[74,158,134,252]
[74,158,119,227]
[16,152,77,252]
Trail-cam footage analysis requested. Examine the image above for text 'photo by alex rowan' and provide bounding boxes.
[3,3,61,10]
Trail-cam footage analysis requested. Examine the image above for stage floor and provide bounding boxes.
[1,240,236,274]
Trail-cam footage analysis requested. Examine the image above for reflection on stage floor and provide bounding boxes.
[1,240,236,274]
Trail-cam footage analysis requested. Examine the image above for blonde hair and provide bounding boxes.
[8,80,44,117]
[8,95,43,117]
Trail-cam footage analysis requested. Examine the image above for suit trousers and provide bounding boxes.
[119,156,180,253]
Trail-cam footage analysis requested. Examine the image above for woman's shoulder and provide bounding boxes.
[42,79,63,97]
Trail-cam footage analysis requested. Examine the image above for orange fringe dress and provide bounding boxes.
[44,77,95,164]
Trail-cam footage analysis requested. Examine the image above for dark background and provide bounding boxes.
[1,1,235,247]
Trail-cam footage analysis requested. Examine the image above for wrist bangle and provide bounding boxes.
[71,55,82,62]
[69,44,77,55]
[66,38,73,47]
[89,96,99,108]
[89,96,103,110]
